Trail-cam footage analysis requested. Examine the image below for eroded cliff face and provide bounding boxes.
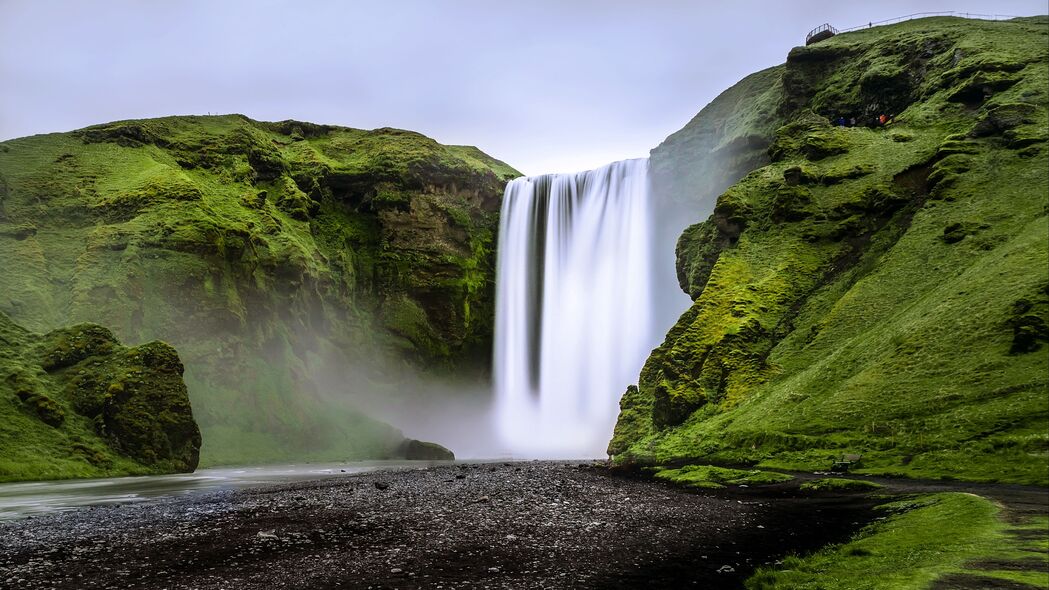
[0,311,200,481]
[611,16,1049,485]
[0,115,519,465]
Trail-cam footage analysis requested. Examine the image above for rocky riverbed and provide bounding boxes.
[0,462,878,589]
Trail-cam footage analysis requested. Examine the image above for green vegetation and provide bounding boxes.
[0,311,200,481]
[746,493,1049,589]
[653,464,793,489]
[398,438,455,460]
[799,478,884,493]
[611,16,1049,485]
[0,114,519,469]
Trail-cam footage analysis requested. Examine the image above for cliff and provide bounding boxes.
[0,115,519,466]
[610,16,1049,485]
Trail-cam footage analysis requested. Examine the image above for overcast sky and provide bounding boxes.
[1,0,1045,175]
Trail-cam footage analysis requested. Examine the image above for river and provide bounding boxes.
[0,462,425,520]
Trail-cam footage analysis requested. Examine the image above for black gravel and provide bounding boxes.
[0,462,878,590]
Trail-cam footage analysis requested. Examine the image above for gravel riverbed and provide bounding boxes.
[0,462,877,590]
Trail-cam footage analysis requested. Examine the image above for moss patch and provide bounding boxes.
[653,464,794,489]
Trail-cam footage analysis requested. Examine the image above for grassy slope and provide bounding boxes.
[610,16,1049,485]
[747,492,1049,589]
[0,311,200,482]
[0,115,519,469]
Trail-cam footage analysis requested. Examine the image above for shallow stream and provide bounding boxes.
[0,462,424,520]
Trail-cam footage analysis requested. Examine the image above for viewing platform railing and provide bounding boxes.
[805,23,838,45]
[840,10,1025,33]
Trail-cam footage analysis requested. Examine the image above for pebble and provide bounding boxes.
[0,461,880,589]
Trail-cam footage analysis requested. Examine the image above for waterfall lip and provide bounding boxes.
[493,158,657,458]
[510,157,650,181]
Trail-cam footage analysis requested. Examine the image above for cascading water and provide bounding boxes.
[493,159,657,457]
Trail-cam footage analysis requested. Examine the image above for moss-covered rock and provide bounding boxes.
[611,16,1049,486]
[653,465,793,489]
[0,114,519,466]
[1008,288,1049,354]
[0,311,200,481]
[799,477,884,493]
[15,389,65,427]
[397,439,455,461]
[769,112,850,162]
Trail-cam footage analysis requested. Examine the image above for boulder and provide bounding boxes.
[398,439,455,461]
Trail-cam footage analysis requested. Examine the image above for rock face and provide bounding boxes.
[0,311,200,481]
[610,16,1049,485]
[0,115,519,466]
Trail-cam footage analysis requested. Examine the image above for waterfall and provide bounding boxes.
[493,159,656,458]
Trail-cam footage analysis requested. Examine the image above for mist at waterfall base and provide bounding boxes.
[493,159,690,458]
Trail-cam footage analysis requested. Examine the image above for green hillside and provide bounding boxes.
[0,115,519,467]
[0,311,200,481]
[610,16,1049,485]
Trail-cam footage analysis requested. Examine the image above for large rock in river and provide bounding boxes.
[398,439,455,461]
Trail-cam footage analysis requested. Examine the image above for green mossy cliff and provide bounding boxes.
[0,311,200,481]
[611,16,1049,485]
[0,115,519,467]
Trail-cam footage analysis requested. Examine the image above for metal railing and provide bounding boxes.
[805,23,839,44]
[838,11,1025,33]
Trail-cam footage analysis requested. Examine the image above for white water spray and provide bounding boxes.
[493,159,656,458]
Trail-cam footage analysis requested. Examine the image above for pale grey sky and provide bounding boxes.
[1,0,1045,175]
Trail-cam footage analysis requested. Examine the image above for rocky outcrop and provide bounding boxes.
[611,16,1049,486]
[1,312,200,481]
[0,115,519,466]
